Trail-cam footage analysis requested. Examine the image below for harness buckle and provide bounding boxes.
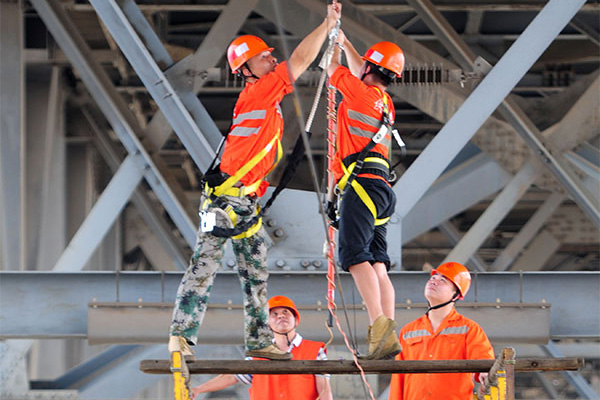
[199,210,217,232]
[372,124,388,144]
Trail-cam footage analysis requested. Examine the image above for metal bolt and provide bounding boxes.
[275,260,286,268]
[300,260,310,268]
[312,260,322,268]
[226,260,236,268]
[266,219,276,227]
[273,228,284,238]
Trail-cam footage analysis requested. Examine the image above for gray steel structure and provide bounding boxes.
[0,0,598,399]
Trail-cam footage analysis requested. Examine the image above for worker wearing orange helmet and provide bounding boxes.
[191,296,332,400]
[326,32,405,360]
[169,2,341,361]
[388,262,495,400]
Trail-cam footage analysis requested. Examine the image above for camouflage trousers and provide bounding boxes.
[170,194,272,350]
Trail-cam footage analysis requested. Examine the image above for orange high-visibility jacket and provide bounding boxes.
[249,338,326,400]
[329,66,395,183]
[388,308,494,400]
[220,62,294,197]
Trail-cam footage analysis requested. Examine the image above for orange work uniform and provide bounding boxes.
[329,66,395,184]
[220,61,294,197]
[388,308,494,400]
[245,335,328,400]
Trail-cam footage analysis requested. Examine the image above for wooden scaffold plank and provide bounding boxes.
[140,357,584,375]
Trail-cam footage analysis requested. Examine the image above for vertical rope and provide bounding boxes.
[325,83,375,400]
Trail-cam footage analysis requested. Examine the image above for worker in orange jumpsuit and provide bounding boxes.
[326,32,405,359]
[388,262,495,400]
[191,296,333,400]
[169,3,342,361]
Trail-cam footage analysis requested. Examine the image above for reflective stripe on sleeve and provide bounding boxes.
[232,110,267,125]
[229,126,260,137]
[439,325,470,335]
[403,329,432,340]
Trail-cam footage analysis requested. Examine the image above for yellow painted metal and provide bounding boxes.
[490,385,499,400]
[498,369,507,400]
[171,351,191,400]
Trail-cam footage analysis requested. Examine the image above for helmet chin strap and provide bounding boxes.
[426,292,460,313]
[271,322,297,347]
[241,63,260,81]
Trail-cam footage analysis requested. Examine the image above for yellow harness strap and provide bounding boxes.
[203,133,281,239]
[336,90,391,226]
[213,134,282,197]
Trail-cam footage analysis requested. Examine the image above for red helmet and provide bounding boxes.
[362,41,405,77]
[227,35,273,73]
[431,262,471,300]
[268,295,300,323]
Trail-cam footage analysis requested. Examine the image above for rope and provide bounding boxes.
[269,2,375,398]
[325,84,376,400]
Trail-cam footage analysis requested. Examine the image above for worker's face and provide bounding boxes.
[424,272,458,305]
[269,306,296,332]
[244,50,278,79]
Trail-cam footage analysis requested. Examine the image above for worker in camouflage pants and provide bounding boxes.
[169,2,341,361]
[170,194,272,352]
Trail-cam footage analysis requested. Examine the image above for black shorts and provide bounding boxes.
[338,177,396,271]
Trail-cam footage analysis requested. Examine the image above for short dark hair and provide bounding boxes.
[365,61,395,86]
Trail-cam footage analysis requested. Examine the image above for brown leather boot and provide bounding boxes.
[364,315,401,360]
[246,344,293,360]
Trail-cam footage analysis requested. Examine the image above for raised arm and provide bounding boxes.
[288,1,341,81]
[191,374,238,398]
[339,32,363,76]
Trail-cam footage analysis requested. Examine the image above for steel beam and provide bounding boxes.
[29,67,63,271]
[89,0,218,171]
[141,0,257,152]
[83,108,188,271]
[395,0,584,219]
[0,0,24,271]
[547,71,600,153]
[401,153,512,244]
[492,192,565,271]
[1,271,598,340]
[408,0,597,227]
[511,229,561,271]
[443,160,541,266]
[500,98,600,227]
[30,0,197,253]
[437,221,488,271]
[543,341,600,399]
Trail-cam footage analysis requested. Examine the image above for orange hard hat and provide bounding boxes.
[268,295,300,323]
[431,262,471,300]
[227,35,273,73]
[362,41,405,77]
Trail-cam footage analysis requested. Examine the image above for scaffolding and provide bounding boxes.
[142,348,583,400]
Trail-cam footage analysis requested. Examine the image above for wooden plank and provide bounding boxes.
[139,358,584,375]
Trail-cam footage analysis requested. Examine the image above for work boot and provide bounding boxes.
[246,344,293,360]
[364,315,401,360]
[168,335,195,360]
[375,329,402,360]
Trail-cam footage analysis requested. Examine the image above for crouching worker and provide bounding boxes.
[168,1,341,361]
[388,262,494,400]
[191,296,333,400]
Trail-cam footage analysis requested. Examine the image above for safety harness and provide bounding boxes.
[200,133,282,239]
[334,88,404,226]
